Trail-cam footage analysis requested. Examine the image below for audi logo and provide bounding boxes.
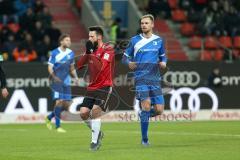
[164,71,200,87]
[169,87,218,112]
[133,87,218,113]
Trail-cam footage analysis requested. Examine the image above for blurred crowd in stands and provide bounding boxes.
[137,0,240,61]
[139,0,240,37]
[0,0,61,62]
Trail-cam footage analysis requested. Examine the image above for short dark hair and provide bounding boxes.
[88,26,104,36]
[58,34,70,43]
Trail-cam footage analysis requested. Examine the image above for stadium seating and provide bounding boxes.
[188,36,202,49]
[204,36,218,50]
[219,36,232,48]
[163,0,240,61]
[200,50,212,61]
[168,0,178,9]
[180,22,194,37]
[154,18,188,60]
[233,36,240,49]
[213,49,224,61]
[171,9,187,22]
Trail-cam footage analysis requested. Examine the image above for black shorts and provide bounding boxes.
[79,86,112,111]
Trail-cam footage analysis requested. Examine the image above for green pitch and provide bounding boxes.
[0,121,240,160]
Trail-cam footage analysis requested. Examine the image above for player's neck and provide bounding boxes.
[142,32,153,39]
[59,46,67,52]
[97,41,104,49]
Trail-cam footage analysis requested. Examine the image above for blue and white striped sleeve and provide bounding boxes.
[48,51,55,66]
[159,40,167,63]
[70,51,75,64]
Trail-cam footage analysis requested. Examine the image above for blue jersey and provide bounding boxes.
[123,34,167,85]
[48,47,75,86]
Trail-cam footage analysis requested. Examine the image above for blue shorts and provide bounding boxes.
[52,85,72,101]
[136,85,164,105]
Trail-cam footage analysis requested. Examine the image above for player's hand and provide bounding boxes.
[85,40,95,54]
[128,62,137,70]
[159,62,167,69]
[78,78,88,87]
[159,62,169,75]
[50,74,62,83]
[72,78,79,86]
[73,78,87,86]
[1,88,9,98]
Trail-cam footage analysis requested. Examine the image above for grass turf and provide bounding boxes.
[0,121,240,160]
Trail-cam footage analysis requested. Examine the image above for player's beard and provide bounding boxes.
[141,28,151,35]
[62,44,70,49]
[93,41,98,50]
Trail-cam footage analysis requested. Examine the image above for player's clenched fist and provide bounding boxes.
[85,40,97,54]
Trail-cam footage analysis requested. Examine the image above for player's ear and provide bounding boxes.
[151,21,154,28]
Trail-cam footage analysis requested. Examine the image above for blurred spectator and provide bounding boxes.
[187,8,203,23]
[147,0,161,17]
[110,17,122,42]
[22,32,35,50]
[19,8,35,32]
[224,6,240,36]
[35,35,53,61]
[33,0,45,13]
[197,1,225,36]
[179,0,192,11]
[14,0,33,16]
[192,0,208,12]
[223,49,237,61]
[0,0,61,62]
[0,0,17,24]
[45,21,61,46]
[233,0,240,10]
[35,7,52,29]
[158,0,171,19]
[147,0,170,18]
[208,67,222,88]
[2,34,18,60]
[0,26,12,43]
[136,0,149,13]
[31,21,45,43]
[13,44,37,62]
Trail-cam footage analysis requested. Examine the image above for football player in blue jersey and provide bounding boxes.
[45,34,79,133]
[122,14,167,146]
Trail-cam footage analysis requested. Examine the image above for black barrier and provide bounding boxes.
[0,61,239,113]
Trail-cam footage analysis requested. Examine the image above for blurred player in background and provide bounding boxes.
[77,26,115,151]
[122,14,167,146]
[0,55,9,98]
[45,34,79,133]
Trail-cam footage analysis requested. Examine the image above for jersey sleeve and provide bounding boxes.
[70,51,75,64]
[122,39,134,65]
[48,51,55,66]
[77,54,89,69]
[159,40,167,63]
